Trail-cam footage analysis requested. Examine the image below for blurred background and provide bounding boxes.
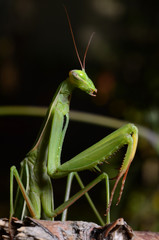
[0,0,159,231]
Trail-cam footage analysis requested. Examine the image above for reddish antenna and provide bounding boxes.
[64,6,83,69]
[82,32,95,70]
[64,6,94,71]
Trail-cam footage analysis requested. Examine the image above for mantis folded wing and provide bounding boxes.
[9,9,138,226]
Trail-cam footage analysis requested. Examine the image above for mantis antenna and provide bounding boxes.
[64,6,94,71]
[82,32,95,70]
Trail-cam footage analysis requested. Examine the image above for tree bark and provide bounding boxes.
[0,217,159,240]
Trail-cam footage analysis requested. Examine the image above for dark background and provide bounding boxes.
[0,0,159,231]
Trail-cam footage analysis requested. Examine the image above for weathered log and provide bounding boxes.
[0,217,159,240]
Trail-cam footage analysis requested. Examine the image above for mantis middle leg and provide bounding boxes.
[61,172,110,225]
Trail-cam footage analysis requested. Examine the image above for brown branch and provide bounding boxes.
[0,217,159,240]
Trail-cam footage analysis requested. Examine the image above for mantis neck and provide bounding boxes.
[28,79,75,171]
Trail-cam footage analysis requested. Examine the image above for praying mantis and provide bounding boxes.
[9,8,138,226]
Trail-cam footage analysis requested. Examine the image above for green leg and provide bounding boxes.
[10,166,15,220]
[61,172,75,221]
[75,172,110,224]
[10,165,37,220]
[61,172,107,225]
[52,173,110,224]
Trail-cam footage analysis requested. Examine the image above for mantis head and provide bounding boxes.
[65,7,97,96]
[69,69,97,96]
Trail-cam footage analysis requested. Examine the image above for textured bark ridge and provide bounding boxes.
[0,217,159,240]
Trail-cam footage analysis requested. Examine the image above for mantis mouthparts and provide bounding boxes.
[90,89,97,97]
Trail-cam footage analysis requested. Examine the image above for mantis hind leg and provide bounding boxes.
[61,172,109,225]
[52,173,110,225]
[61,172,74,222]
[10,164,38,220]
[74,172,110,224]
[10,162,28,220]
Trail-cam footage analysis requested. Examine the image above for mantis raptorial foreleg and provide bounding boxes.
[51,123,138,216]
[9,8,138,225]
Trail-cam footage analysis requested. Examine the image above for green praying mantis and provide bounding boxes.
[9,8,138,226]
